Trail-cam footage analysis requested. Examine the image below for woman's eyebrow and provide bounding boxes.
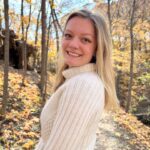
[81,33,95,38]
[64,29,72,33]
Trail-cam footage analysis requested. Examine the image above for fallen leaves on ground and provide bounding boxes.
[0,65,150,149]
[113,108,150,149]
[0,66,42,149]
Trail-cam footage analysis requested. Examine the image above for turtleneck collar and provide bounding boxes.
[62,63,96,79]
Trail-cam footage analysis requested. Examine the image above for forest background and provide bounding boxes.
[0,0,150,149]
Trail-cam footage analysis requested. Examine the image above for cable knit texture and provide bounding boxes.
[35,63,105,150]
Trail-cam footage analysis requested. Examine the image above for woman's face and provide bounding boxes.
[62,16,97,67]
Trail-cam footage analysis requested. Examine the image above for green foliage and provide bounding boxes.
[137,72,150,85]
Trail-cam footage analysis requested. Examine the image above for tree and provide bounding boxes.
[22,0,32,84]
[40,0,47,103]
[34,6,41,69]
[35,8,41,46]
[21,0,25,41]
[1,0,9,115]
[126,0,136,112]
[21,0,27,86]
[107,0,111,33]
[0,9,2,30]
[50,0,62,52]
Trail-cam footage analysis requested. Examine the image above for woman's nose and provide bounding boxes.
[68,37,80,49]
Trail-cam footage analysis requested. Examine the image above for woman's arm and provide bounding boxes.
[44,78,104,150]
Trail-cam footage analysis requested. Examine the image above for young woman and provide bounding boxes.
[35,9,119,150]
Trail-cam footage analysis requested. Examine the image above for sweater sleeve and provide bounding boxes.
[44,78,104,150]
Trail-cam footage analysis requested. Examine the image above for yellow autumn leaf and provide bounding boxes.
[32,117,39,122]
[26,0,32,3]
[49,0,57,8]
[115,132,121,137]
[22,140,34,149]
[21,16,29,25]
[138,30,145,40]
[27,132,37,138]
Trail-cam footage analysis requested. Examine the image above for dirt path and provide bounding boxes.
[95,112,148,150]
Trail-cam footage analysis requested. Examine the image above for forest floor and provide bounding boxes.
[0,65,150,150]
[95,111,150,150]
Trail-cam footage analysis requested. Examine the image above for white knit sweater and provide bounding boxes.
[35,63,105,150]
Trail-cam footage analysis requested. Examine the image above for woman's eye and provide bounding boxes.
[82,38,91,43]
[64,33,72,39]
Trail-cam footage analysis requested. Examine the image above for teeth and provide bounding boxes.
[68,51,80,57]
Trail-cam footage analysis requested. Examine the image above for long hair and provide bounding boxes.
[54,10,119,110]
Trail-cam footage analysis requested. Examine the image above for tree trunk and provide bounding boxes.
[50,0,61,52]
[107,0,111,33]
[25,2,32,42]
[116,0,122,19]
[51,11,59,52]
[21,0,24,40]
[1,0,9,115]
[44,9,53,100]
[0,9,2,30]
[47,10,52,49]
[41,0,47,103]
[34,8,41,69]
[126,0,136,112]
[22,1,32,84]
[21,0,26,86]
[53,7,62,33]
[35,9,41,46]
[141,0,146,22]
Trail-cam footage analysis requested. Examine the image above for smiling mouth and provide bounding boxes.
[67,51,82,57]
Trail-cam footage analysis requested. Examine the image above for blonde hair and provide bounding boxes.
[54,10,119,111]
